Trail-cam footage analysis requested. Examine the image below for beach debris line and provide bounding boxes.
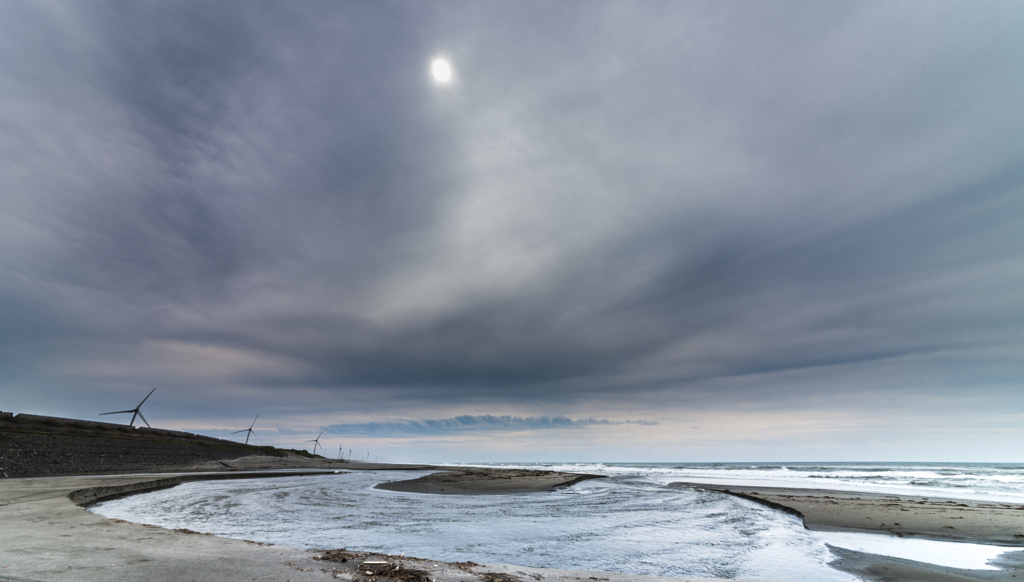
[358,561,432,582]
[476,573,523,582]
[313,550,456,582]
[360,562,432,582]
[314,549,365,563]
[173,527,212,535]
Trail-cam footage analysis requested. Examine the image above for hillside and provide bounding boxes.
[0,411,330,478]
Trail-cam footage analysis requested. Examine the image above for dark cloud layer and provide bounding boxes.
[2,0,1023,453]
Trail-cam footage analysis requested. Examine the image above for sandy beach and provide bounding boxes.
[2,459,1023,582]
[674,482,1024,546]
[0,461,757,582]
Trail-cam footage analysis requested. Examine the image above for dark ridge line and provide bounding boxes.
[4,413,241,444]
[552,473,607,490]
[673,482,806,522]
[718,489,806,520]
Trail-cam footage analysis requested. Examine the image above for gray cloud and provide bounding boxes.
[321,415,658,436]
[1,0,1023,457]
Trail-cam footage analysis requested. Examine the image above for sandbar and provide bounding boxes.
[375,467,604,495]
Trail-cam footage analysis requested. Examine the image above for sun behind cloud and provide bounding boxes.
[431,57,452,84]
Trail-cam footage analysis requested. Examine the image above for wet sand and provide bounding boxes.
[674,482,1024,582]
[0,469,344,581]
[828,546,1024,582]
[375,467,604,495]
[673,482,1024,546]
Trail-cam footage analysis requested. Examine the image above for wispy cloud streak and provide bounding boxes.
[322,415,657,436]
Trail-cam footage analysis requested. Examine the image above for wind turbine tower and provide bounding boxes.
[232,414,259,445]
[306,431,323,456]
[100,388,156,428]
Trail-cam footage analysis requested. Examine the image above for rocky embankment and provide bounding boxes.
[0,411,320,478]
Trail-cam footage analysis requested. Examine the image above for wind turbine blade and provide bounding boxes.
[100,410,135,415]
[137,387,157,408]
[249,414,258,430]
[137,411,150,428]
[231,429,247,434]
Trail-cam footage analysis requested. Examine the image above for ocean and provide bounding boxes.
[89,462,1024,581]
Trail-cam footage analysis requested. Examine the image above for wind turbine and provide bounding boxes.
[232,414,259,445]
[100,388,156,428]
[337,445,344,460]
[306,431,323,456]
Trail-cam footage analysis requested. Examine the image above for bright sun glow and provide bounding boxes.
[431,58,452,84]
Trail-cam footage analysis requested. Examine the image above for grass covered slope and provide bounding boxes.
[0,411,327,477]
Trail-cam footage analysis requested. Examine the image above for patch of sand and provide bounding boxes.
[673,482,1024,546]
[374,468,603,495]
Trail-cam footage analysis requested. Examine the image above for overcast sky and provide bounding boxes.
[2,1,1023,462]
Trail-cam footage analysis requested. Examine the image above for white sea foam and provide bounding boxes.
[451,462,1024,502]
[89,463,1024,581]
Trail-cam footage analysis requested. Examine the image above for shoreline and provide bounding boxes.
[2,460,1022,582]
[68,469,346,506]
[672,482,1024,546]
[827,545,1024,582]
[0,462,756,582]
